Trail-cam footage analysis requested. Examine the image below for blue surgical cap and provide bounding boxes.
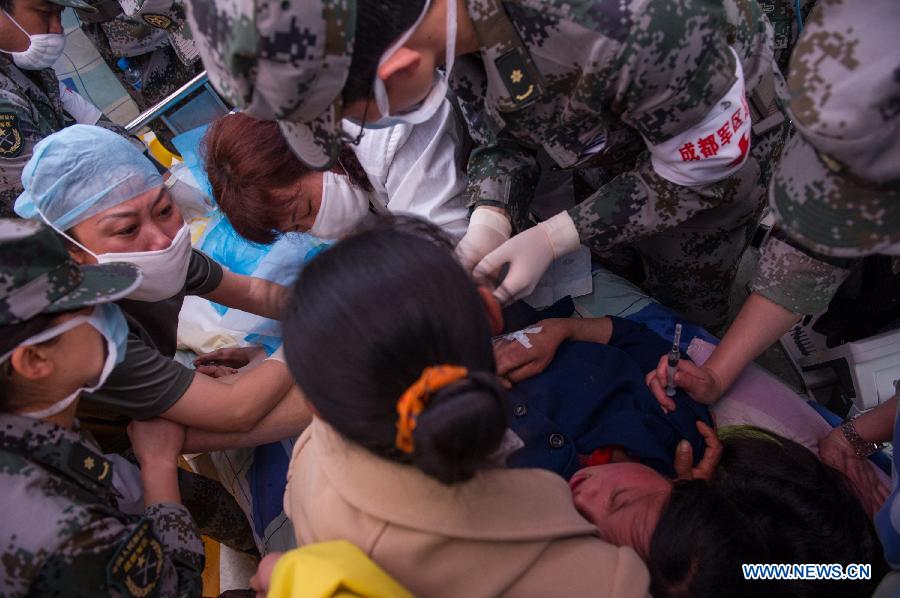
[15,125,163,231]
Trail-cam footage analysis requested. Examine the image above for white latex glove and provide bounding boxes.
[474,211,581,305]
[455,207,512,272]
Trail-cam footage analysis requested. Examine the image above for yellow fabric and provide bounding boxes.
[200,537,220,596]
[267,541,412,598]
[395,365,468,453]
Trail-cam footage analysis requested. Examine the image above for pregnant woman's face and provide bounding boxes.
[569,463,671,559]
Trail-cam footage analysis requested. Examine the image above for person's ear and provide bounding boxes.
[477,286,504,336]
[376,47,422,85]
[67,244,91,265]
[9,345,55,381]
[64,226,92,264]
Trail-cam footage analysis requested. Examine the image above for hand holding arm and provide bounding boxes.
[193,346,267,369]
[162,359,294,433]
[127,418,186,506]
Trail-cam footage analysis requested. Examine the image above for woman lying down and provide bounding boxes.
[185,217,884,597]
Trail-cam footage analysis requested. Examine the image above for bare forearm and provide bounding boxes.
[163,361,294,433]
[245,277,288,320]
[567,317,613,345]
[183,387,310,452]
[705,292,801,393]
[140,461,181,506]
[202,271,288,320]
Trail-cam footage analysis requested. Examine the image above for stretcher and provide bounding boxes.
[167,122,890,555]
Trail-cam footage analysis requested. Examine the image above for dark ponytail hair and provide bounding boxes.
[282,216,507,484]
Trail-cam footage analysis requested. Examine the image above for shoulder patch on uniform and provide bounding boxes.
[495,50,540,106]
[142,13,174,30]
[107,519,164,597]
[68,443,113,488]
[0,113,24,158]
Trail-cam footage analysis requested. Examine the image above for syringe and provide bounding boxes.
[665,323,682,397]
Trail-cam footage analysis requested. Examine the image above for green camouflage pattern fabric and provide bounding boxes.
[751,0,900,315]
[0,219,140,327]
[77,0,199,67]
[178,467,260,555]
[452,0,786,329]
[184,0,356,169]
[78,0,202,151]
[751,231,853,315]
[0,413,204,597]
[0,56,129,217]
[758,0,817,73]
[47,0,98,11]
[769,0,900,258]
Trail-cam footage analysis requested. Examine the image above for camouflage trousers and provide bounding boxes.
[585,124,790,332]
[178,468,259,556]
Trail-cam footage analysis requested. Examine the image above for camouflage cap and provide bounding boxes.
[185,0,355,170]
[0,219,142,327]
[770,0,900,257]
[49,0,98,13]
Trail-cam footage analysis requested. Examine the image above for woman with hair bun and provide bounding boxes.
[263,220,650,597]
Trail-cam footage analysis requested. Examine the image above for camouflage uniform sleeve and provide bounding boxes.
[566,2,762,250]
[566,157,737,248]
[32,503,204,597]
[465,134,541,230]
[452,54,542,231]
[750,232,856,315]
[0,90,41,217]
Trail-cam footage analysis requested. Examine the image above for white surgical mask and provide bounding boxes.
[369,0,457,128]
[90,224,192,302]
[3,9,66,71]
[308,172,373,239]
[36,205,193,302]
[7,303,128,419]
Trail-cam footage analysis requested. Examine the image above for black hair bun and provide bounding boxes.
[411,372,508,484]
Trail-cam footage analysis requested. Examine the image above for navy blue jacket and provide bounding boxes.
[506,316,712,479]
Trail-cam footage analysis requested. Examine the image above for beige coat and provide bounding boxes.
[285,418,650,597]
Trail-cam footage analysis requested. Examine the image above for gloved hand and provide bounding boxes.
[474,211,581,305]
[455,207,512,272]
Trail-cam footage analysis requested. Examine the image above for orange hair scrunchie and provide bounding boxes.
[395,365,469,454]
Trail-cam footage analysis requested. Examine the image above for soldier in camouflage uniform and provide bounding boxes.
[448,0,790,331]
[0,0,133,218]
[0,218,204,597]
[184,0,789,331]
[647,0,900,409]
[75,0,201,152]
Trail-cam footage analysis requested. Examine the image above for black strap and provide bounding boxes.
[748,68,785,136]
[468,0,545,109]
